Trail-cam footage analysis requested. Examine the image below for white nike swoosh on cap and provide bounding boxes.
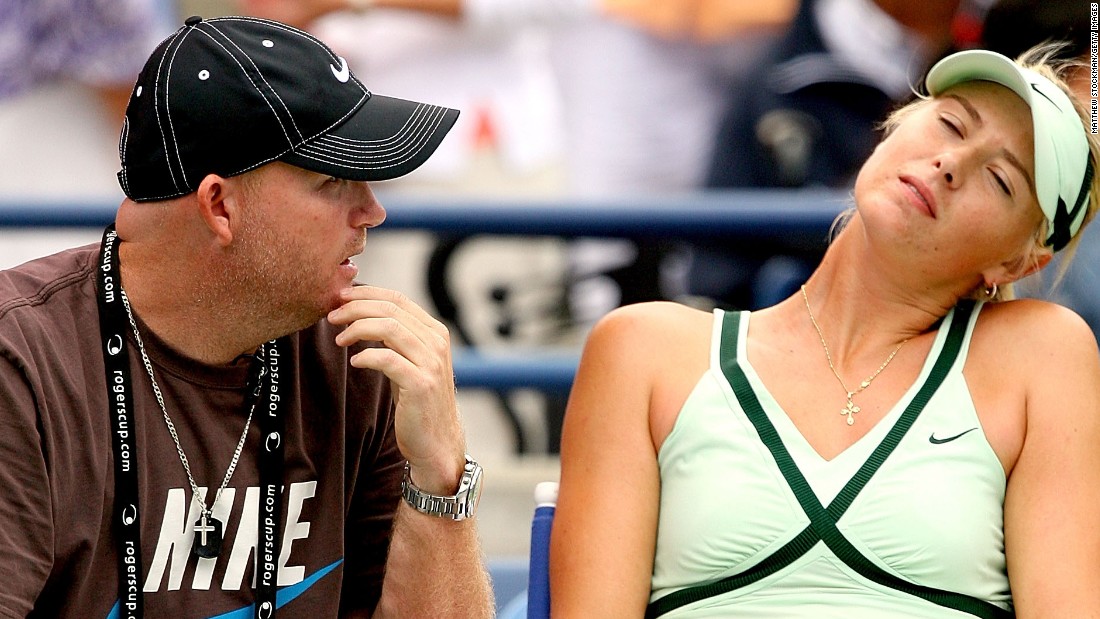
[330,57,350,83]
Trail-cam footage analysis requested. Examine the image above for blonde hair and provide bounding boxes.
[874,43,1100,302]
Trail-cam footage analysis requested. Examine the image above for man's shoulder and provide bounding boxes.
[0,244,98,326]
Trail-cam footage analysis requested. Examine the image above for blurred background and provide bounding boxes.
[0,0,1093,612]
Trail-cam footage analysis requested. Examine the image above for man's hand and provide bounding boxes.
[328,285,466,494]
[329,285,491,618]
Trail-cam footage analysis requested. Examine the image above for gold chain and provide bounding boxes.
[800,285,910,426]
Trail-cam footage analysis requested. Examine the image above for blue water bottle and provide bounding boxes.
[527,481,558,619]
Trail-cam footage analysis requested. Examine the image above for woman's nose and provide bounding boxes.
[933,150,960,187]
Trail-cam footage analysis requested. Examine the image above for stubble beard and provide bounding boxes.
[215,222,329,343]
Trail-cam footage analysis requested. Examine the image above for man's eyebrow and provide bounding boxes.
[945,93,983,127]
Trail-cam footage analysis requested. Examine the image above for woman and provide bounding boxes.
[550,46,1100,618]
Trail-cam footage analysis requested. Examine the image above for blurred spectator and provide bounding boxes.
[238,0,794,199]
[981,0,1090,65]
[689,0,962,310]
[977,0,1100,340]
[545,5,792,324]
[0,0,171,199]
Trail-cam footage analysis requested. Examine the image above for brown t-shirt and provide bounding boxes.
[0,244,402,618]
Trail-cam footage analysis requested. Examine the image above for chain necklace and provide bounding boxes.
[121,291,258,558]
[800,285,910,426]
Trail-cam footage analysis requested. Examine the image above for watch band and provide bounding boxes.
[400,454,483,521]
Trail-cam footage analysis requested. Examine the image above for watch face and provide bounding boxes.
[465,465,484,515]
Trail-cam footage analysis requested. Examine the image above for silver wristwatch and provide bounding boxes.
[400,454,483,521]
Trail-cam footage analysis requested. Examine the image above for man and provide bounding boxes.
[0,15,491,618]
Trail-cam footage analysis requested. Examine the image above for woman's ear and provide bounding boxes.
[1006,248,1054,283]
[1021,251,1054,279]
[981,246,1053,291]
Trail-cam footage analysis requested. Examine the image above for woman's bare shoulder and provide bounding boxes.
[594,300,714,334]
[972,298,1100,424]
[585,301,715,358]
[976,298,1098,354]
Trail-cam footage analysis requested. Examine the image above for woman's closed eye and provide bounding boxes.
[939,115,964,138]
[991,169,1012,196]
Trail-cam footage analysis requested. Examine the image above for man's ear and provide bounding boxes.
[194,173,247,247]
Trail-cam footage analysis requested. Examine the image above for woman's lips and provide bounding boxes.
[900,175,936,218]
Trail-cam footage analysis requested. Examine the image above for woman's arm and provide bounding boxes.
[550,302,706,617]
[1004,303,1100,617]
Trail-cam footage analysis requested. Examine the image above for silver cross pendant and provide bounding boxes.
[192,512,224,559]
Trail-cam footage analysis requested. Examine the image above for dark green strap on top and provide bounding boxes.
[647,301,1011,619]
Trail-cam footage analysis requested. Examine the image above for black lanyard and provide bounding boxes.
[96,225,286,619]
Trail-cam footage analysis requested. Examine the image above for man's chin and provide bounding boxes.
[285,296,339,334]
[321,290,347,317]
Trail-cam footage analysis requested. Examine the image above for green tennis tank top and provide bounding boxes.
[649,302,1012,617]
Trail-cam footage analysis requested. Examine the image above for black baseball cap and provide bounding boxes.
[118,15,460,202]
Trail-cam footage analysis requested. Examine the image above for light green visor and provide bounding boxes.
[926,49,1093,251]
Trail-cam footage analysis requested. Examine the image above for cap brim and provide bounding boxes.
[926,50,1032,103]
[281,94,459,182]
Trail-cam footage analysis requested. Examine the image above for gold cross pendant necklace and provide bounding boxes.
[800,286,910,425]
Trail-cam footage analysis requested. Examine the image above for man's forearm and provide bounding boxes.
[373,504,493,618]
